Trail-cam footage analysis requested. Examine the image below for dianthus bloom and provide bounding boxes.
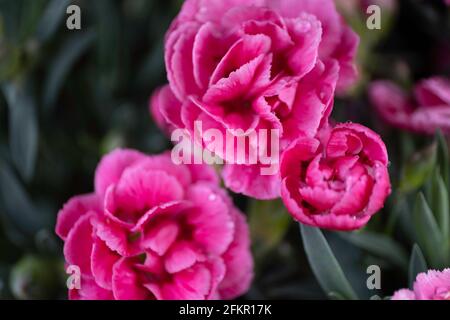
[151,0,359,199]
[392,269,450,300]
[280,123,391,230]
[56,149,253,300]
[369,77,450,134]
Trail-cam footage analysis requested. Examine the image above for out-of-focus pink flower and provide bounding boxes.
[392,269,450,300]
[56,149,253,300]
[151,0,359,199]
[369,77,450,134]
[280,123,391,230]
[415,77,450,106]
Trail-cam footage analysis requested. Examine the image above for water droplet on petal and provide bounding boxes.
[208,194,217,201]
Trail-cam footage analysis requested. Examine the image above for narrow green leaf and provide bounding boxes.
[339,231,409,270]
[399,132,415,163]
[436,130,449,186]
[0,160,45,237]
[94,0,121,97]
[2,82,38,181]
[43,30,95,111]
[0,45,22,81]
[399,144,436,193]
[430,170,449,246]
[408,244,427,288]
[35,0,72,43]
[412,193,444,267]
[300,224,358,300]
[137,39,165,88]
[18,0,47,43]
[327,292,346,300]
[0,1,22,43]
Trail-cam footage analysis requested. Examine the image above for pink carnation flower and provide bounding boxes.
[392,269,450,300]
[369,77,450,134]
[56,149,253,300]
[280,123,391,230]
[150,0,359,200]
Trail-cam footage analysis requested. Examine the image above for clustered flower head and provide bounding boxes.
[151,0,360,200]
[392,269,450,300]
[56,149,253,300]
[57,0,394,300]
[151,0,390,230]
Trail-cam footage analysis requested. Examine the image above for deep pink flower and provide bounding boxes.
[56,149,253,300]
[392,269,450,300]
[280,123,391,230]
[369,77,450,134]
[151,0,358,199]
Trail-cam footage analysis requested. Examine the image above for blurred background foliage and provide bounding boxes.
[0,0,449,300]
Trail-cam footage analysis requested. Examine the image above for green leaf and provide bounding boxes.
[0,45,22,82]
[412,193,444,267]
[300,224,358,300]
[94,0,121,98]
[249,199,291,260]
[0,0,22,43]
[327,291,346,300]
[35,0,72,43]
[18,0,47,43]
[399,144,436,193]
[408,244,427,288]
[399,132,416,163]
[43,30,95,111]
[436,130,449,186]
[2,82,38,182]
[0,160,46,239]
[339,231,409,270]
[137,39,165,88]
[430,170,449,248]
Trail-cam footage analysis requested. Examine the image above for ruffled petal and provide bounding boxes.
[94,149,146,198]
[69,275,114,300]
[91,238,120,290]
[219,210,253,299]
[222,163,281,200]
[150,85,184,131]
[56,193,101,240]
[185,183,235,255]
[64,213,95,274]
[112,258,153,300]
